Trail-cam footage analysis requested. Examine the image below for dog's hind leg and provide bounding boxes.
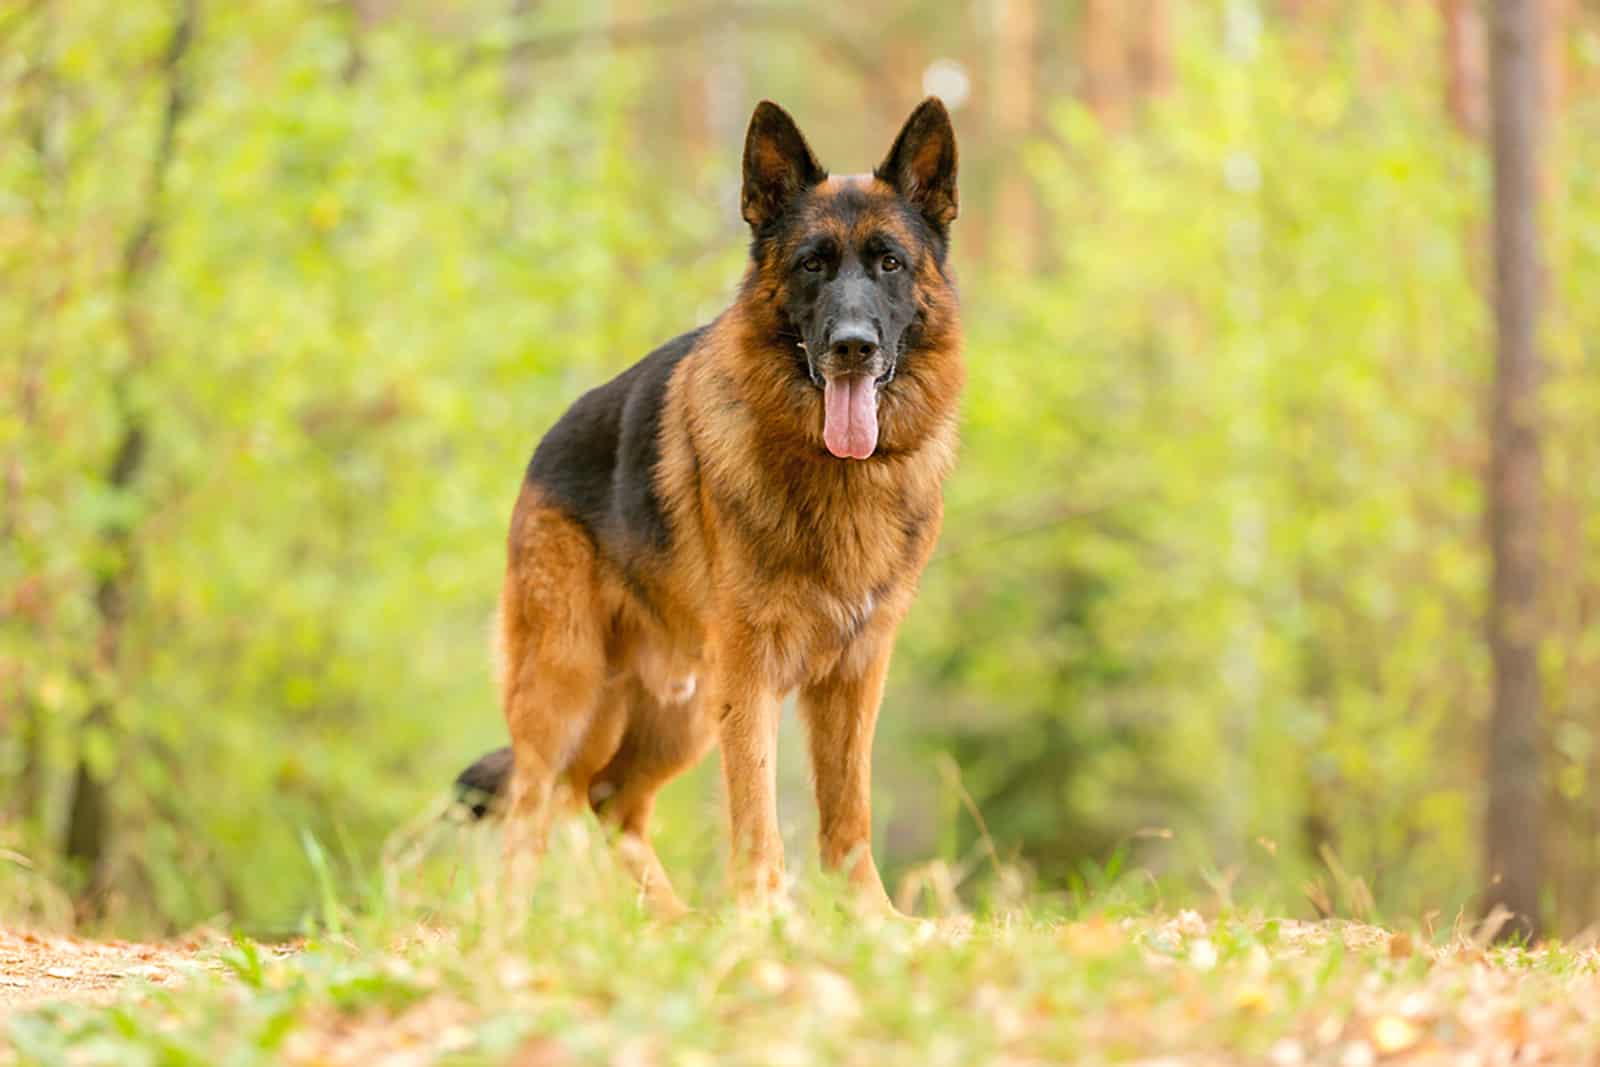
[499,497,608,892]
[608,791,686,919]
[588,682,716,918]
[559,685,628,814]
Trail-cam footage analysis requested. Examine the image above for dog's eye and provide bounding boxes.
[880,254,902,273]
[801,255,824,273]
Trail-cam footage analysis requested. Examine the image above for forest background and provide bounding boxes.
[4,0,1597,938]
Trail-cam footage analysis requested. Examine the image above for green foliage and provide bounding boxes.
[2,0,739,929]
[903,2,1600,928]
[3,0,1600,935]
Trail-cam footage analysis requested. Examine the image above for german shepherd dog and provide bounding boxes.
[454,98,962,916]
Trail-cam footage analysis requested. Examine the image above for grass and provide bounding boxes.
[5,822,1598,1066]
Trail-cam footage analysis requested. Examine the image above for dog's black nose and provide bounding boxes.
[828,324,879,362]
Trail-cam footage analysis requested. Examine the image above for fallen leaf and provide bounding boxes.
[1371,1015,1419,1055]
[1267,1036,1305,1062]
[1232,982,1269,1014]
[748,959,788,995]
[797,967,861,1021]
[1267,1038,1306,1065]
[1059,919,1123,959]
[506,1036,570,1067]
[974,983,1026,1041]
[1339,1040,1375,1067]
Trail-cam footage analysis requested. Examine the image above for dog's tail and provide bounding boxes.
[453,746,512,820]
[453,592,516,821]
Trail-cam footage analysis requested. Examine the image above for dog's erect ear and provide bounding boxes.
[875,97,959,230]
[741,101,826,230]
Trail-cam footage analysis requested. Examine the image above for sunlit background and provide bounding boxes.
[5,0,1600,936]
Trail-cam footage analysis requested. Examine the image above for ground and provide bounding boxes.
[4,898,1596,1066]
[0,826,1587,1066]
[0,927,228,1018]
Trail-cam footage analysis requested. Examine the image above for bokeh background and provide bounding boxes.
[4,0,1599,936]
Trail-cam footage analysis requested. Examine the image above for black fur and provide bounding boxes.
[524,327,705,554]
[779,204,924,385]
[453,745,512,819]
[745,106,955,391]
[459,328,698,818]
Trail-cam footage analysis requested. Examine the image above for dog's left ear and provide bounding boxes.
[742,101,826,231]
[875,97,959,230]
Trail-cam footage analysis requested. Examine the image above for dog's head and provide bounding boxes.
[740,98,959,460]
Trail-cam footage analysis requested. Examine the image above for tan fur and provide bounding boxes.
[499,159,962,917]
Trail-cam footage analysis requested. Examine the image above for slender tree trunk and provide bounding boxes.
[66,423,146,913]
[676,51,710,166]
[6,0,66,838]
[1544,0,1568,114]
[1587,629,1600,927]
[1441,0,1488,137]
[1131,0,1176,100]
[885,23,926,127]
[63,0,197,920]
[1540,0,1570,931]
[1080,0,1127,128]
[993,0,1039,268]
[1484,0,1546,942]
[503,0,539,105]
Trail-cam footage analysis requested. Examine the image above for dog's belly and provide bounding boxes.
[604,585,706,708]
[631,644,701,708]
[609,574,884,703]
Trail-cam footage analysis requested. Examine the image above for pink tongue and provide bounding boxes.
[822,375,879,460]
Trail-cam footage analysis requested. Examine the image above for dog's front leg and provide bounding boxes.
[709,632,786,911]
[799,633,896,914]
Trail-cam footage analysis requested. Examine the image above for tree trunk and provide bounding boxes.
[1131,0,1175,100]
[62,0,197,920]
[1544,0,1568,114]
[1080,0,1127,128]
[993,0,1039,268]
[7,0,62,840]
[884,22,926,128]
[1441,0,1488,137]
[676,52,710,166]
[504,0,539,104]
[1484,0,1546,942]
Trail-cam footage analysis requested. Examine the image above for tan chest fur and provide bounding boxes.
[621,326,955,696]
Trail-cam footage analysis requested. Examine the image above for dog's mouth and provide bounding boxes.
[790,328,898,460]
[821,372,880,460]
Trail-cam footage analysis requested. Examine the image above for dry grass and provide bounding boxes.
[3,827,1594,1066]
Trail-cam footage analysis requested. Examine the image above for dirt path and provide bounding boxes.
[0,927,231,1019]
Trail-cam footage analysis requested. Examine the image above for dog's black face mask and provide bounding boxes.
[782,211,922,388]
[741,99,959,459]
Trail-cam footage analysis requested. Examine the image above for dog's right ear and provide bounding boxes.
[741,101,826,231]
[876,97,958,232]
